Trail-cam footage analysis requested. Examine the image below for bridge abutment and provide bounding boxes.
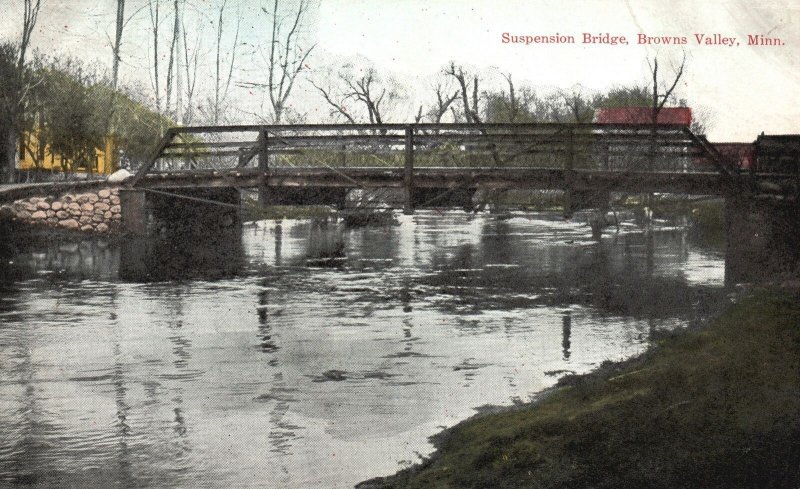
[119,188,148,236]
[1,185,123,234]
[725,194,800,284]
[121,187,241,238]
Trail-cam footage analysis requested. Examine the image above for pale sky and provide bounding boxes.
[1,0,798,141]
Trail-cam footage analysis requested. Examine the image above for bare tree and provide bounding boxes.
[407,78,458,124]
[499,73,521,122]
[310,78,356,124]
[445,62,483,123]
[148,0,161,113]
[311,65,404,124]
[427,81,459,123]
[444,62,508,175]
[558,87,598,123]
[165,0,180,117]
[647,54,686,170]
[213,0,240,124]
[103,0,125,173]
[649,54,685,124]
[345,68,387,124]
[175,0,183,123]
[18,0,41,70]
[111,0,125,92]
[261,0,316,123]
[181,16,202,124]
[483,73,547,123]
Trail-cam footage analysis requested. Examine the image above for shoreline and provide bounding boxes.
[357,288,800,488]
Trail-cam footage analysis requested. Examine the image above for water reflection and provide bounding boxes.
[257,278,280,354]
[0,211,735,488]
[0,235,119,283]
[562,311,572,361]
[119,232,245,281]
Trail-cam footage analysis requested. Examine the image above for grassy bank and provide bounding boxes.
[360,291,800,489]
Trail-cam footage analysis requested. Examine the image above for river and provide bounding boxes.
[0,211,729,488]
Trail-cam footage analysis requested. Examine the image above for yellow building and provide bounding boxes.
[18,132,116,175]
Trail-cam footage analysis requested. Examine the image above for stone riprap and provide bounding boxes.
[0,187,122,234]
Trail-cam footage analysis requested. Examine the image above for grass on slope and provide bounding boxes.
[361,291,800,489]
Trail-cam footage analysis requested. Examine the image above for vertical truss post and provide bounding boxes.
[649,124,658,172]
[404,126,415,215]
[600,128,610,171]
[566,127,575,171]
[563,126,576,218]
[258,129,269,207]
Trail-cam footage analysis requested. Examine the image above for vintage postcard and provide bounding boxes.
[0,1,798,488]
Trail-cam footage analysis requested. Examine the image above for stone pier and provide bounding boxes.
[120,187,241,238]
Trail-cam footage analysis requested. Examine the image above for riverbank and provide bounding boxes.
[0,186,123,234]
[358,290,800,489]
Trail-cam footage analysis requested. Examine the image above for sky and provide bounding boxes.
[0,0,797,141]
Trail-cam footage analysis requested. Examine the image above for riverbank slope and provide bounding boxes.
[359,291,800,488]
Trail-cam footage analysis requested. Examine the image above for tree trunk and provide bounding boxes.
[150,0,161,114]
[106,0,125,174]
[175,0,183,124]
[3,128,17,183]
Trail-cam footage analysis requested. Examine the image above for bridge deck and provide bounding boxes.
[138,166,737,195]
[122,122,763,205]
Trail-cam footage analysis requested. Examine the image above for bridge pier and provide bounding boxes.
[725,194,800,284]
[258,130,269,208]
[120,188,149,236]
[120,187,241,238]
[403,126,415,215]
[563,189,611,218]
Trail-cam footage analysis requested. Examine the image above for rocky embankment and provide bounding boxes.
[0,187,122,234]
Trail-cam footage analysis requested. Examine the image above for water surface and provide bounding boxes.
[0,211,728,488]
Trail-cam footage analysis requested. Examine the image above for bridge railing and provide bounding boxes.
[130,123,730,187]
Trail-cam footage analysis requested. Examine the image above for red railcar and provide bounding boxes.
[594,107,692,126]
[701,136,800,173]
[755,135,800,173]
[698,142,756,171]
[594,107,694,171]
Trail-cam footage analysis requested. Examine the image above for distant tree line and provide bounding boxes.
[312,59,704,133]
